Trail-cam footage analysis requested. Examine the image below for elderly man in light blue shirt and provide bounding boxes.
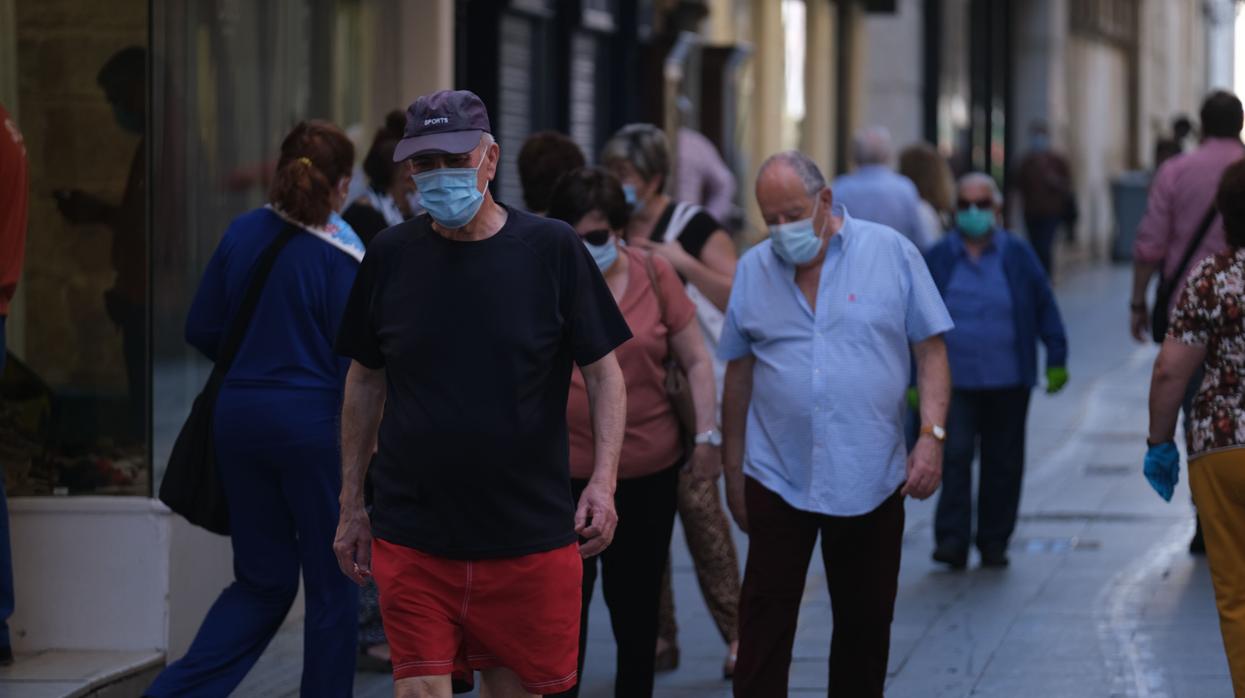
[832,126,932,250]
[720,150,952,697]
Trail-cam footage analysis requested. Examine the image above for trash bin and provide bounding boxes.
[1111,170,1151,262]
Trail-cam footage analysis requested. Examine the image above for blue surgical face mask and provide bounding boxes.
[622,184,638,207]
[769,196,826,265]
[411,157,486,229]
[955,206,996,238]
[585,237,619,271]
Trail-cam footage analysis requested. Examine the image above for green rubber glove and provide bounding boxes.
[906,387,919,411]
[1046,366,1068,394]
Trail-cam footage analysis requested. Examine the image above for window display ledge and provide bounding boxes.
[0,649,163,698]
[8,496,168,514]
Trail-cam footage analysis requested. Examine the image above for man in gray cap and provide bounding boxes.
[333,89,632,698]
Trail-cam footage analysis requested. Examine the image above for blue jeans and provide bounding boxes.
[0,315,11,650]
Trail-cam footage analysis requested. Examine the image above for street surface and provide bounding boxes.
[241,262,1232,697]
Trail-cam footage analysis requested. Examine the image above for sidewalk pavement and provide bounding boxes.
[240,263,1232,697]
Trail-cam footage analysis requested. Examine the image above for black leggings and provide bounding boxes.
[555,464,680,698]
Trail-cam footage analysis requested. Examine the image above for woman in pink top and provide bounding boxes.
[547,167,719,698]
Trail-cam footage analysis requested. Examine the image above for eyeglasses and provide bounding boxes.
[956,198,995,210]
[579,229,611,246]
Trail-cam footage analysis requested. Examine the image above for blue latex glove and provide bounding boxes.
[1143,441,1180,502]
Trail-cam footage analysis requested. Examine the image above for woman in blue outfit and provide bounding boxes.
[146,121,365,697]
[923,172,1069,570]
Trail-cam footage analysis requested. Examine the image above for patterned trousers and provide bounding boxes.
[658,467,741,646]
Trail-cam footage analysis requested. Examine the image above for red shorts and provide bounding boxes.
[371,538,582,694]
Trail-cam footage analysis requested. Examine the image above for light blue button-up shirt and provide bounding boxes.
[718,208,953,516]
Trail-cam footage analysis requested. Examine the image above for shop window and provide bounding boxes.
[0,0,150,496]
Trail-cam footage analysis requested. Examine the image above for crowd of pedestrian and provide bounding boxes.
[70,81,1237,698]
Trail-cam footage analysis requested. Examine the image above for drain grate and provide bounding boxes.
[1011,536,1101,553]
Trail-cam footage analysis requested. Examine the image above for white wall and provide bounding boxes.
[8,497,235,659]
[861,0,925,152]
[1067,36,1131,261]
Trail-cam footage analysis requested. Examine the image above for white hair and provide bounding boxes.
[957,171,1003,205]
[758,150,827,197]
[852,126,893,166]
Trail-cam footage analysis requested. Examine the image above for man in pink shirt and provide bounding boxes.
[1133,91,1244,339]
[1132,90,1243,553]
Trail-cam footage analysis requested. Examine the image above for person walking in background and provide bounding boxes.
[1154,115,1195,169]
[602,123,742,677]
[899,142,955,245]
[721,150,952,697]
[1011,121,1075,277]
[546,167,720,698]
[146,121,365,697]
[1146,159,1245,695]
[343,110,417,247]
[0,102,28,668]
[53,46,148,442]
[1132,90,1244,554]
[924,173,1069,570]
[332,90,631,698]
[677,125,738,226]
[518,130,587,216]
[831,126,932,251]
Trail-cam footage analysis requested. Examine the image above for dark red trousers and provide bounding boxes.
[733,478,904,697]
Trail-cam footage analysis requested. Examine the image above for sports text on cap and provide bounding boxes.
[424,117,450,126]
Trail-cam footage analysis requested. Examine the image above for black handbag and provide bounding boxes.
[1152,205,1218,343]
[159,223,298,534]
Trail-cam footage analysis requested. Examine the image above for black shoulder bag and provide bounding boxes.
[159,223,298,534]
[1151,205,1219,343]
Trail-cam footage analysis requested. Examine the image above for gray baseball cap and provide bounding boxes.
[393,89,493,162]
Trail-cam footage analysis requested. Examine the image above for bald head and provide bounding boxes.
[755,150,833,228]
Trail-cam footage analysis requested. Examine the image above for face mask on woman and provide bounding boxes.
[412,157,485,229]
[580,228,618,271]
[769,195,827,266]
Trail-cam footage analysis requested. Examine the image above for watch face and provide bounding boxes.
[934,425,946,440]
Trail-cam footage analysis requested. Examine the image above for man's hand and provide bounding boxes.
[333,505,373,585]
[724,472,748,534]
[1130,303,1150,342]
[690,443,722,481]
[575,479,618,558]
[901,434,942,499]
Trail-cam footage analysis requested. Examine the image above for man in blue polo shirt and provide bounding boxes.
[720,150,952,697]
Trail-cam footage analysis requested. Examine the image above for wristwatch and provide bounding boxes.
[920,424,947,442]
[694,429,723,447]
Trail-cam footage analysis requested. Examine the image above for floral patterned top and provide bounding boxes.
[1168,248,1245,457]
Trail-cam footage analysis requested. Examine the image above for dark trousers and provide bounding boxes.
[146,390,358,697]
[1024,215,1061,278]
[935,387,1032,556]
[554,465,679,698]
[734,478,904,698]
[0,316,10,651]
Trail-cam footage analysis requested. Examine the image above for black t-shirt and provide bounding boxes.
[335,205,632,559]
[651,202,721,260]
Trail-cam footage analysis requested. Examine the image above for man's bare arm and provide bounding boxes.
[577,352,626,557]
[334,361,386,584]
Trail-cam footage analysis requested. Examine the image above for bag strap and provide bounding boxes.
[641,252,669,329]
[215,223,299,370]
[1164,204,1220,292]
